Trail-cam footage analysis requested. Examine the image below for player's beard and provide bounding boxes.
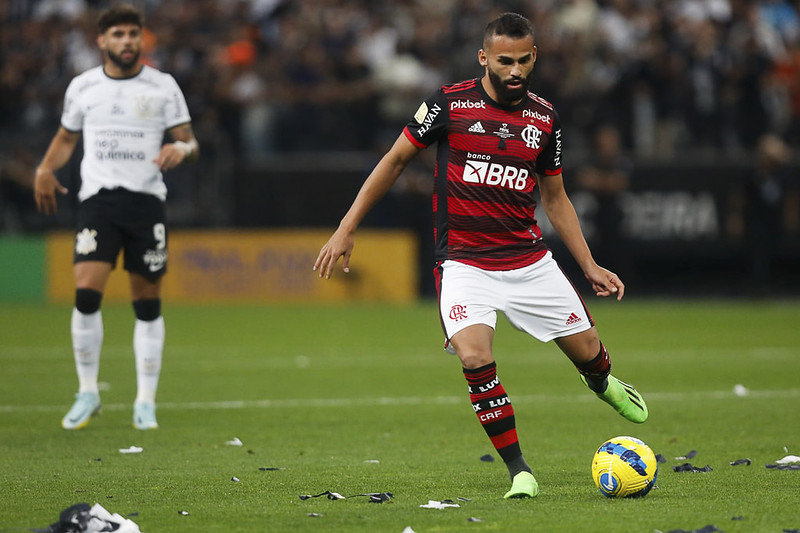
[487,68,531,105]
[107,48,140,71]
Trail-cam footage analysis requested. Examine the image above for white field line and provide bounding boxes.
[2,388,799,414]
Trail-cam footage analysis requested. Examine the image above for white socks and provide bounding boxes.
[71,309,164,404]
[71,308,103,394]
[134,316,164,405]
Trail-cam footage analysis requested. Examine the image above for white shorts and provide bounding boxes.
[437,252,593,351]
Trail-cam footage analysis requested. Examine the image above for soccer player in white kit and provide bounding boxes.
[315,13,648,499]
[34,4,199,430]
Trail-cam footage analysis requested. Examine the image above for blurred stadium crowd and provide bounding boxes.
[1,0,799,232]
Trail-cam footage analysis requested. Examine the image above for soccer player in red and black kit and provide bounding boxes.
[315,12,648,499]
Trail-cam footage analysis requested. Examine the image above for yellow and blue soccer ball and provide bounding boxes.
[591,436,658,498]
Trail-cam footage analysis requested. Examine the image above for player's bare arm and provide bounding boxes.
[538,172,624,300]
[155,123,199,171]
[34,127,80,215]
[314,133,421,279]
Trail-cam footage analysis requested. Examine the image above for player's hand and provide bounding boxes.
[33,167,68,215]
[313,228,354,279]
[585,265,625,301]
[154,141,191,171]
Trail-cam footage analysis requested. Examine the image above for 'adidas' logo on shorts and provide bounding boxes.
[468,121,485,133]
[565,312,582,325]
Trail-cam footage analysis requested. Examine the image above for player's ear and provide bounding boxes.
[97,34,106,51]
[478,49,488,67]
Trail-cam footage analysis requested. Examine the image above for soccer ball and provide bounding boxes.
[591,436,658,498]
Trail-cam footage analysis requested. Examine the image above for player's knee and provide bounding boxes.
[132,298,161,321]
[75,288,103,314]
[459,352,495,369]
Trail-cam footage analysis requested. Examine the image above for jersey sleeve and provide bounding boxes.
[402,88,448,149]
[535,108,563,176]
[162,74,191,129]
[60,77,83,132]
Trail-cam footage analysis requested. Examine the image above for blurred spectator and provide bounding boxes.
[575,124,635,284]
[728,133,798,294]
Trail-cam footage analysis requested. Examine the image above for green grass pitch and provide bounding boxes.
[1,299,799,532]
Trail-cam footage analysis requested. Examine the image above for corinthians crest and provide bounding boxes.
[75,228,98,255]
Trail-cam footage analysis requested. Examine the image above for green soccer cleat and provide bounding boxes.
[62,392,101,430]
[133,402,159,430]
[504,471,540,499]
[583,374,648,424]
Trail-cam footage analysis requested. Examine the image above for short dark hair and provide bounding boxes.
[98,3,144,34]
[483,12,535,47]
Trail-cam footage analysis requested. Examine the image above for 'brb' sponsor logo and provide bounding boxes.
[523,109,551,123]
[463,160,529,191]
[450,100,486,110]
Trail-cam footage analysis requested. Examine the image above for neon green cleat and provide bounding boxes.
[504,471,540,499]
[583,375,648,424]
[62,392,101,430]
[133,402,159,430]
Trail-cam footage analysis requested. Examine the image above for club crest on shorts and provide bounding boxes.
[449,304,468,321]
[75,228,98,255]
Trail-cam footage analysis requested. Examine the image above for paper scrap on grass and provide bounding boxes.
[307,513,323,517]
[364,459,380,463]
[480,454,495,462]
[420,500,460,509]
[766,454,800,470]
[675,450,698,460]
[467,517,483,522]
[178,510,189,516]
[119,446,143,454]
[298,491,393,503]
[673,463,713,473]
[225,437,243,446]
[402,528,417,533]
[730,458,751,466]
[766,463,800,471]
[231,476,240,482]
[37,503,142,533]
[663,525,723,533]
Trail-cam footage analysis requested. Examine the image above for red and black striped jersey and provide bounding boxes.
[403,78,562,271]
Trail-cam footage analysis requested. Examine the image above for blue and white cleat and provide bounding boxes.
[62,392,101,430]
[133,402,159,430]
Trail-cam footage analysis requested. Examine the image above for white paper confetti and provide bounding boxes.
[119,446,143,454]
[225,437,243,446]
[420,500,460,509]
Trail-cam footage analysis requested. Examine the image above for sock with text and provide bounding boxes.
[464,362,531,479]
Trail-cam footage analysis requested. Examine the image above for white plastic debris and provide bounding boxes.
[733,384,749,397]
[775,455,800,464]
[402,527,417,533]
[420,500,460,509]
[225,437,243,446]
[88,503,141,533]
[118,446,143,454]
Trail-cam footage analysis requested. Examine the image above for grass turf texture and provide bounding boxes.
[1,300,799,533]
